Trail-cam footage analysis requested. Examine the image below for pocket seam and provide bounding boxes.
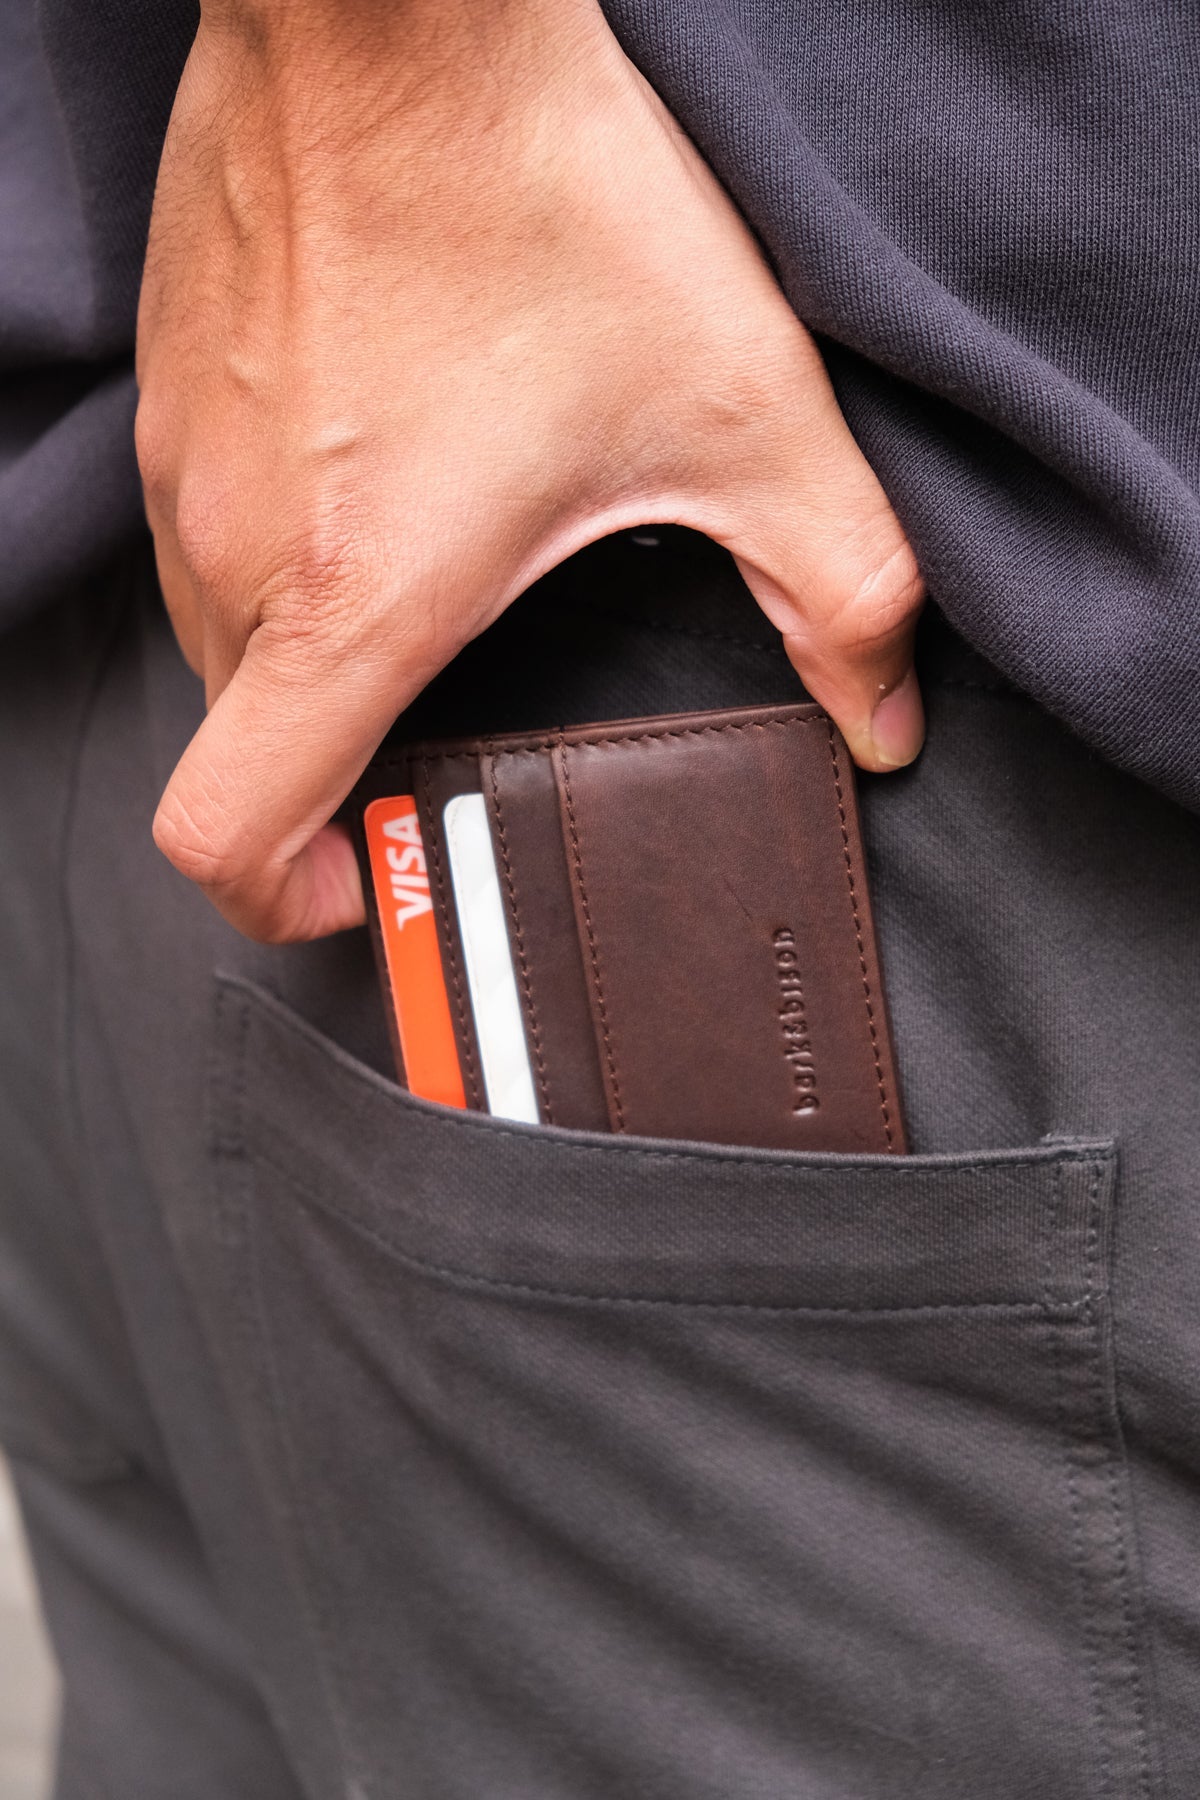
[1047,1158,1158,1796]
[244,1138,1101,1320]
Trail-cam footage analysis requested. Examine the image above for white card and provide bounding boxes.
[443,792,540,1125]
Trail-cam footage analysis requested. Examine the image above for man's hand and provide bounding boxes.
[136,0,924,943]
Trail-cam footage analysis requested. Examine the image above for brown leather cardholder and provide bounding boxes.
[353,703,906,1154]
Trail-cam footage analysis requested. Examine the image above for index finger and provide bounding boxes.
[152,617,446,941]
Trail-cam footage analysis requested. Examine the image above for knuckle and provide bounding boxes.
[822,528,924,659]
[153,792,299,944]
[152,789,245,894]
[275,502,363,606]
[265,514,380,647]
[172,477,243,597]
[141,429,377,653]
[229,495,371,648]
[258,518,403,664]
[133,396,175,507]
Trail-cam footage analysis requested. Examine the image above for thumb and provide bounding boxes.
[703,352,926,771]
[736,519,926,772]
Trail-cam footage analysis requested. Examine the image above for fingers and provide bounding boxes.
[152,611,446,941]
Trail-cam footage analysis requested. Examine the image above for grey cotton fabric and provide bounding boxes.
[2,538,1199,1795]
[7,0,1200,805]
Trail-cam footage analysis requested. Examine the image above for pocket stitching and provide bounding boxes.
[1049,1159,1158,1797]
[243,1138,1100,1320]
[823,719,897,1149]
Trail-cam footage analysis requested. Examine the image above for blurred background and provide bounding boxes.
[0,1459,56,1800]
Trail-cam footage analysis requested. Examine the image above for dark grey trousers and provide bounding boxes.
[2,543,1198,1798]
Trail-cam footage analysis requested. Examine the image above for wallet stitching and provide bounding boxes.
[824,721,896,1150]
[373,713,821,766]
[418,754,483,1109]
[561,720,815,750]
[556,743,627,1130]
[486,754,554,1123]
[249,1142,1090,1319]
[542,715,892,1148]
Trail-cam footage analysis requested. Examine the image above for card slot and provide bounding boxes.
[550,713,905,1153]
[438,793,539,1125]
[483,747,611,1132]
[412,752,488,1111]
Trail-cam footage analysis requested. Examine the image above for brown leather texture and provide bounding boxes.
[481,747,611,1131]
[354,703,906,1153]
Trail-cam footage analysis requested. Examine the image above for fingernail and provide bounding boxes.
[870,666,925,769]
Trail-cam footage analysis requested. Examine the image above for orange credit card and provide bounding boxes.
[363,796,466,1109]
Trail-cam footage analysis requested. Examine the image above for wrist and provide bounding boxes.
[197,0,605,70]
[184,0,634,239]
[192,0,623,167]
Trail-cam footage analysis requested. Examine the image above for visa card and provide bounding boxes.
[363,796,466,1109]
[363,792,539,1123]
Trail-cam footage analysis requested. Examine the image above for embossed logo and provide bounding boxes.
[772,926,819,1114]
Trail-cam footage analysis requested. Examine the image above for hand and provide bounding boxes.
[136,0,924,943]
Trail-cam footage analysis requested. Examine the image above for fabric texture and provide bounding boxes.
[1,540,1198,1795]
[0,0,190,624]
[2,0,1198,805]
[599,0,1200,808]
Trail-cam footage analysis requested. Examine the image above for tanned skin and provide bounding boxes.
[136,0,924,943]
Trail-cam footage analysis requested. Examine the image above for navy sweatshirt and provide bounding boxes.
[5,0,1199,807]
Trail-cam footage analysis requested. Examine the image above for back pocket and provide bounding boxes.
[201,975,1155,1800]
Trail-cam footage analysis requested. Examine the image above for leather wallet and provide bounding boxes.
[353,702,906,1154]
